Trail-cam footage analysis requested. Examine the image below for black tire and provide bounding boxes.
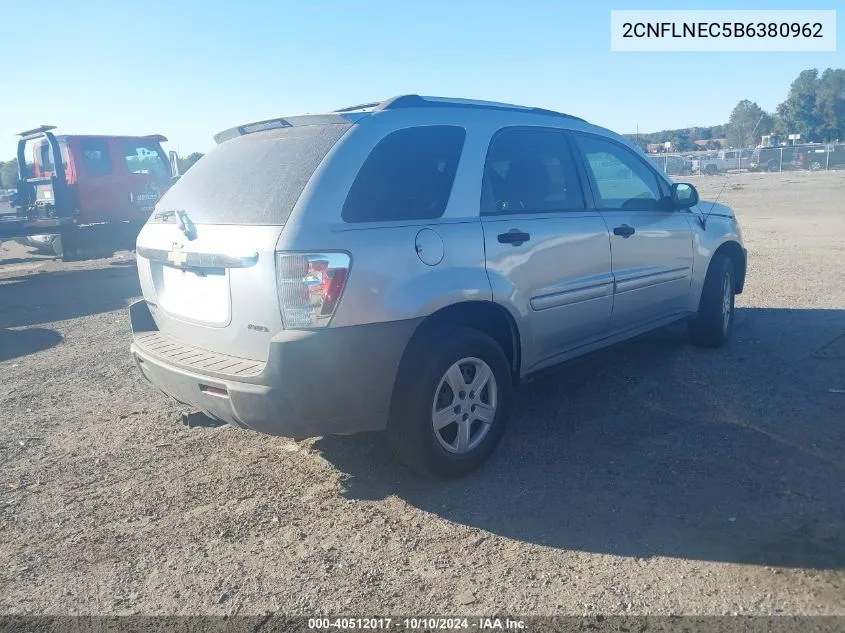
[53,230,115,261]
[20,235,56,254]
[767,160,780,173]
[688,253,736,348]
[704,164,717,176]
[387,326,513,478]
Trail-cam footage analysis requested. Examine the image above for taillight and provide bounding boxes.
[276,253,351,329]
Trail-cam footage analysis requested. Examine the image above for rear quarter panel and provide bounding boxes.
[276,116,495,329]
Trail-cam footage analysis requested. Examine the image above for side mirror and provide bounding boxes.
[169,150,180,179]
[669,182,699,210]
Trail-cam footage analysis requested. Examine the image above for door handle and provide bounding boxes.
[497,229,531,246]
[613,224,636,238]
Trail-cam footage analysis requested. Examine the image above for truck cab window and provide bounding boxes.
[124,144,169,178]
[81,140,113,176]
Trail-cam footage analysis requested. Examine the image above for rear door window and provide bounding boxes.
[483,127,585,214]
[81,140,113,176]
[154,123,350,225]
[342,126,465,223]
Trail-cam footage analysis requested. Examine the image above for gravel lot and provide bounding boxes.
[1,171,844,617]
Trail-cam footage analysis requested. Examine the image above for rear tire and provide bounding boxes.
[387,326,513,478]
[767,160,780,172]
[688,253,736,348]
[704,164,717,176]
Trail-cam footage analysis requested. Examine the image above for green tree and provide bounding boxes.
[776,69,822,141]
[0,158,19,189]
[815,68,845,141]
[727,100,773,148]
[670,132,695,152]
[177,152,204,174]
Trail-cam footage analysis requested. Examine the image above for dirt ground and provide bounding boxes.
[0,171,843,617]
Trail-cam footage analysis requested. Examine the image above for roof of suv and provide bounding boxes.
[213,94,587,145]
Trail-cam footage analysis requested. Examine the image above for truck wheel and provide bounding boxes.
[767,160,780,172]
[54,229,115,261]
[387,326,513,478]
[52,234,74,260]
[21,235,57,254]
[689,253,736,348]
[704,164,717,175]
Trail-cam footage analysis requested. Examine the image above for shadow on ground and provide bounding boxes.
[315,307,845,569]
[0,263,140,328]
[0,327,63,361]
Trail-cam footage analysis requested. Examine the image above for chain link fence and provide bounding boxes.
[647,143,845,177]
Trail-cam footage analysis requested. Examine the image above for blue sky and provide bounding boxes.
[3,0,842,156]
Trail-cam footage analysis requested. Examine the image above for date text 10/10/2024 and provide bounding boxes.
[308,617,527,630]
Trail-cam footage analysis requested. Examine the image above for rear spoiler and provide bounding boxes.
[144,134,168,143]
[213,113,361,145]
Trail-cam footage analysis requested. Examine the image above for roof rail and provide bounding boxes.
[373,95,586,122]
[217,95,586,145]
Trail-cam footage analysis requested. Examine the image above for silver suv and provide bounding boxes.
[130,95,747,477]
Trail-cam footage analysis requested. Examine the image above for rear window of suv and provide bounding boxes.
[153,123,351,225]
[342,126,466,222]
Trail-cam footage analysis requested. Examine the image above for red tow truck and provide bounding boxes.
[2,125,177,260]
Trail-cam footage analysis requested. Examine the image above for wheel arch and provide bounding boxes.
[400,300,521,383]
[712,240,746,294]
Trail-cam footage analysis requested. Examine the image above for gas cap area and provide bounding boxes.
[414,228,444,266]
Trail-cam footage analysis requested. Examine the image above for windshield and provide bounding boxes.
[152,123,350,225]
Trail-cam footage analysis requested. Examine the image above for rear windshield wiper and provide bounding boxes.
[153,209,177,221]
[153,208,195,239]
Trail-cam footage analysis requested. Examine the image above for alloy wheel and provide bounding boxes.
[431,357,497,454]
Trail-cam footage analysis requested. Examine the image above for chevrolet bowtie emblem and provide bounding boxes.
[167,244,187,266]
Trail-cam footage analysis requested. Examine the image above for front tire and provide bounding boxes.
[688,253,736,348]
[387,326,513,478]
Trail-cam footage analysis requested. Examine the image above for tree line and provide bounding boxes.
[626,67,844,152]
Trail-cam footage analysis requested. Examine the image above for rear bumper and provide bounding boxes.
[129,300,420,438]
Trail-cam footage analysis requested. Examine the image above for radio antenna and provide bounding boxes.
[701,174,730,230]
